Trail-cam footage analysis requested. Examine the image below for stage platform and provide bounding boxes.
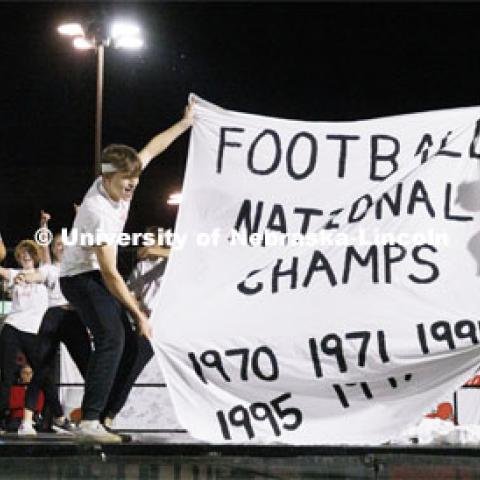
[0,432,480,479]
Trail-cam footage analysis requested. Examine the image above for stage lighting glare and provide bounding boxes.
[115,36,144,50]
[111,22,141,39]
[73,37,95,50]
[58,23,84,37]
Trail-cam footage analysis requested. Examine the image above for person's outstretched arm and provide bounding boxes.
[39,210,52,265]
[138,102,194,170]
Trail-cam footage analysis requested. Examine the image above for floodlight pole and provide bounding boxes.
[95,43,105,178]
[58,20,143,178]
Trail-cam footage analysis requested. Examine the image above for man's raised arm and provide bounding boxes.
[138,102,194,170]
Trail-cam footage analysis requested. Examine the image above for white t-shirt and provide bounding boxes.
[42,263,68,307]
[4,266,50,334]
[128,257,167,314]
[60,177,131,277]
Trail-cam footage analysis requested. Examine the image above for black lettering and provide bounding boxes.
[333,384,349,408]
[388,377,398,388]
[409,244,439,284]
[309,338,323,378]
[325,208,343,230]
[233,200,264,240]
[272,257,298,293]
[303,250,337,287]
[266,204,287,234]
[251,347,279,381]
[417,323,429,354]
[445,183,473,221]
[415,134,434,164]
[431,321,455,350]
[247,129,281,175]
[469,119,480,159]
[348,194,373,223]
[437,131,462,158]
[375,183,403,219]
[343,246,379,283]
[370,134,400,181]
[326,134,360,178]
[294,208,324,234]
[217,127,244,173]
[384,243,407,283]
[286,132,318,180]
[238,269,263,295]
[407,180,435,217]
[360,382,373,399]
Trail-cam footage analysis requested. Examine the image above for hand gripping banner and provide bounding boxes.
[152,96,480,444]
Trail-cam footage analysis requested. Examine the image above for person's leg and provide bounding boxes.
[21,330,64,420]
[102,322,154,422]
[32,307,92,433]
[0,325,22,424]
[60,272,126,422]
[57,309,92,379]
[24,307,63,419]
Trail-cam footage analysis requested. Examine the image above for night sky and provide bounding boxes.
[2,1,480,255]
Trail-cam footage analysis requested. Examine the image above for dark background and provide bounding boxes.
[2,1,480,251]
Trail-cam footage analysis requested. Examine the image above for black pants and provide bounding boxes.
[60,271,142,421]
[25,306,92,415]
[0,324,62,418]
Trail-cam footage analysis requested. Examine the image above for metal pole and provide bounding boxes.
[95,43,105,178]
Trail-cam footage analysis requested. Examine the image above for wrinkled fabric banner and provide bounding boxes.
[152,96,480,444]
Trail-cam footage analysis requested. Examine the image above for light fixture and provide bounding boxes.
[111,21,143,50]
[111,21,141,39]
[115,36,144,50]
[58,23,84,37]
[57,18,144,177]
[73,37,95,50]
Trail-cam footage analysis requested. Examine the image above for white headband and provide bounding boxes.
[101,163,119,174]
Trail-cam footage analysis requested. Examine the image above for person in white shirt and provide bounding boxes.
[0,240,64,431]
[18,212,92,436]
[60,103,194,443]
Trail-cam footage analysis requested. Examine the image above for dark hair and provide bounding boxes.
[101,144,142,178]
[14,240,41,267]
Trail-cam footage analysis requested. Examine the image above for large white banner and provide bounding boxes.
[152,96,480,445]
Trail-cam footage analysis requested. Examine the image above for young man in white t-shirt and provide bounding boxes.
[60,103,193,443]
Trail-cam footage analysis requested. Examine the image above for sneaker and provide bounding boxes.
[76,420,122,444]
[17,422,37,437]
[52,418,77,436]
[103,424,132,443]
